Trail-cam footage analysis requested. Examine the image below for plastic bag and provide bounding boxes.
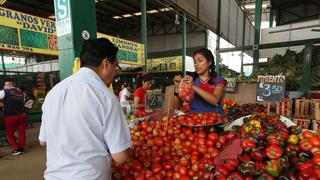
[178,80,194,102]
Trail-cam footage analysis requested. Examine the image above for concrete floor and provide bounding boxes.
[0,123,46,180]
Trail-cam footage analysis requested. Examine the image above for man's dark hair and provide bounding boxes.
[141,73,152,82]
[4,79,15,87]
[80,38,119,67]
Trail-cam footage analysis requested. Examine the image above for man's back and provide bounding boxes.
[39,68,132,180]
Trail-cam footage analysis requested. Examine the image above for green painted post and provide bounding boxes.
[241,14,246,74]
[269,7,274,28]
[54,0,97,80]
[141,0,147,72]
[300,44,312,94]
[253,0,262,72]
[182,14,187,76]
[216,0,221,76]
[0,50,5,76]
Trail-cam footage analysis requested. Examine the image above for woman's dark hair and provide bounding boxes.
[80,38,119,67]
[192,48,217,80]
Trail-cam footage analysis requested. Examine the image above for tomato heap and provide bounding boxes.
[177,112,230,126]
[220,113,320,179]
[112,117,236,180]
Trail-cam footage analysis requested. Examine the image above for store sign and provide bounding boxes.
[147,56,182,72]
[256,75,286,102]
[225,78,236,92]
[54,0,71,37]
[0,7,58,55]
[97,33,145,66]
[146,89,164,109]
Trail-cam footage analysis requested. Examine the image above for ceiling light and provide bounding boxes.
[48,15,55,19]
[159,7,173,12]
[134,12,142,16]
[147,10,158,14]
[113,16,122,19]
[244,3,268,9]
[0,0,6,5]
[122,14,133,18]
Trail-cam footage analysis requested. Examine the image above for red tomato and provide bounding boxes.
[151,163,162,174]
[198,145,208,155]
[178,166,188,176]
[208,132,219,142]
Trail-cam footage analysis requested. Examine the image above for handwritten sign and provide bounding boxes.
[225,78,236,92]
[146,89,164,109]
[256,75,285,102]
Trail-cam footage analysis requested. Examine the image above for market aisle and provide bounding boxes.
[0,123,46,180]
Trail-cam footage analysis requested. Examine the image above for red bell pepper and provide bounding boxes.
[224,159,239,171]
[241,138,256,152]
[265,145,283,160]
[250,149,265,162]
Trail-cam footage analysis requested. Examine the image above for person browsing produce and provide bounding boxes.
[133,73,153,115]
[39,38,132,180]
[181,48,226,114]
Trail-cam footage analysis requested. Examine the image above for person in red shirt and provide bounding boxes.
[183,48,226,114]
[134,74,153,115]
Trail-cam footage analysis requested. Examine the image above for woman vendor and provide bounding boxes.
[134,73,153,115]
[181,48,226,114]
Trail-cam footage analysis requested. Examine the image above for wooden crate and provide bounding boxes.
[294,99,310,117]
[293,116,310,130]
[310,99,320,120]
[312,119,320,132]
[276,99,292,118]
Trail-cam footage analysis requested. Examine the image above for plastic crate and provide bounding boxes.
[293,116,310,130]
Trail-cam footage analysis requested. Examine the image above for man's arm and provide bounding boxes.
[111,149,131,164]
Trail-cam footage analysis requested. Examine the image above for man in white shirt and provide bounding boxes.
[39,38,132,180]
[120,84,132,114]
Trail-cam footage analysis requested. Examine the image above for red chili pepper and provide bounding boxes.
[239,153,251,163]
[265,145,283,160]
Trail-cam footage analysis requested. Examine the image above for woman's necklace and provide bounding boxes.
[200,77,210,83]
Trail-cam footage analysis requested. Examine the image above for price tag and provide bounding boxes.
[256,75,285,102]
[146,89,164,109]
[225,78,236,92]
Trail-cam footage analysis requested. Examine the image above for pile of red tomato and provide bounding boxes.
[177,112,230,126]
[112,113,320,179]
[112,117,234,179]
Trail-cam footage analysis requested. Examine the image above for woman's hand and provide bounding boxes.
[182,75,194,88]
